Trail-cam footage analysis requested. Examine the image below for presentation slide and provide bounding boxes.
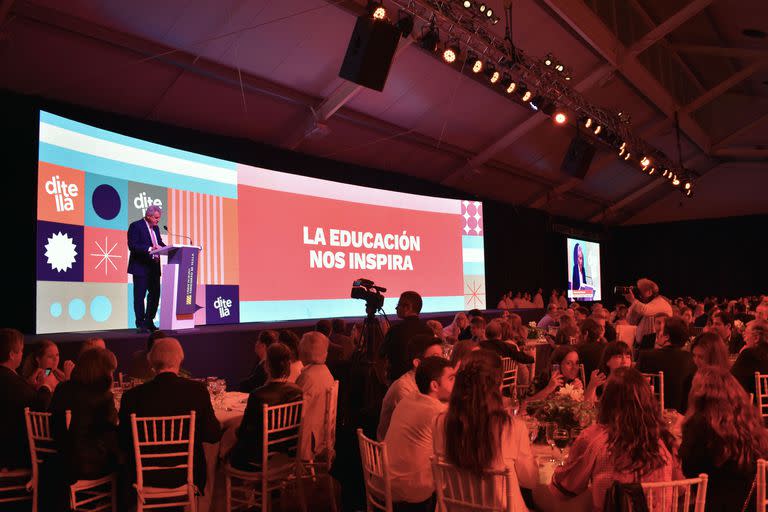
[566,237,601,302]
[35,111,486,333]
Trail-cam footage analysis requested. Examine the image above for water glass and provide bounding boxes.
[524,417,540,443]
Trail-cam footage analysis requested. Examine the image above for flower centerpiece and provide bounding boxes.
[525,385,596,433]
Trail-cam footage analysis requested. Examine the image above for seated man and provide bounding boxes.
[377,334,443,440]
[119,338,222,493]
[239,330,279,392]
[0,328,58,470]
[231,343,303,471]
[385,357,455,511]
[637,317,695,413]
[480,320,534,365]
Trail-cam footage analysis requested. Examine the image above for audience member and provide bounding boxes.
[434,350,539,511]
[575,318,606,380]
[537,303,560,329]
[79,337,106,356]
[530,345,600,402]
[508,313,529,343]
[625,278,673,346]
[550,368,679,511]
[21,339,74,384]
[597,341,632,377]
[128,329,169,381]
[733,302,755,325]
[497,292,514,310]
[679,307,694,327]
[480,320,534,365]
[458,309,483,340]
[690,332,730,370]
[50,348,121,483]
[0,328,57,470]
[231,343,302,471]
[756,302,768,323]
[637,316,695,412]
[681,366,768,512]
[119,338,221,492]
[532,288,544,309]
[377,334,442,440]
[708,311,744,354]
[426,320,445,341]
[239,330,279,392]
[554,315,578,345]
[637,312,670,351]
[296,332,335,462]
[380,291,434,382]
[279,330,303,382]
[443,313,468,339]
[330,318,355,360]
[613,305,629,325]
[468,316,487,342]
[386,357,455,511]
[448,339,479,369]
[731,319,768,396]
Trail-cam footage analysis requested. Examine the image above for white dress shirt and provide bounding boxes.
[385,392,447,503]
[296,364,335,460]
[377,370,417,441]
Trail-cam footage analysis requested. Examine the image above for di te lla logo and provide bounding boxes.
[204,286,239,325]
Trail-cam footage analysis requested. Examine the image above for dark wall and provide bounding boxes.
[606,215,768,300]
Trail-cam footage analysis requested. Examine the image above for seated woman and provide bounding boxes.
[21,340,74,384]
[296,331,335,462]
[594,341,632,398]
[529,346,600,402]
[550,367,680,511]
[279,330,304,383]
[443,313,468,340]
[230,343,303,471]
[433,350,540,511]
[49,348,121,483]
[681,366,768,512]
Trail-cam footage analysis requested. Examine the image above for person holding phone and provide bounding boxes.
[528,346,602,402]
[21,340,74,385]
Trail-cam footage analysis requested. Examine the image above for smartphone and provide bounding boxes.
[44,368,52,377]
[551,364,560,374]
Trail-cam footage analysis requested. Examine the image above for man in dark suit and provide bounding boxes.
[230,343,303,471]
[127,205,166,332]
[0,328,58,469]
[710,311,745,354]
[575,318,607,380]
[637,316,695,413]
[380,291,434,383]
[118,338,221,493]
[479,320,534,364]
[731,319,768,397]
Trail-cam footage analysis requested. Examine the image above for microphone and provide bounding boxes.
[163,226,193,244]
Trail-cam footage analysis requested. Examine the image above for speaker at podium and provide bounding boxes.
[150,244,202,331]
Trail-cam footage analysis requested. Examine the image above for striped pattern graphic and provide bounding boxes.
[167,190,239,286]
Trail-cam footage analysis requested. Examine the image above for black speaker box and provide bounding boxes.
[560,137,596,179]
[339,17,401,92]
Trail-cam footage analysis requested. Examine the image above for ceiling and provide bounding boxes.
[0,0,766,225]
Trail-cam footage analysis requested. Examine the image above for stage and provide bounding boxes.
[25,309,544,386]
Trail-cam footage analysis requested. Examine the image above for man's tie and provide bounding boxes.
[149,227,160,260]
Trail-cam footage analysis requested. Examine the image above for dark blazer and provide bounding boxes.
[49,381,120,482]
[118,372,221,490]
[575,341,606,381]
[230,381,303,471]
[239,360,268,393]
[479,339,535,364]
[380,316,434,382]
[127,219,165,276]
[637,345,696,413]
[680,415,756,512]
[727,332,745,355]
[731,344,768,397]
[0,366,52,469]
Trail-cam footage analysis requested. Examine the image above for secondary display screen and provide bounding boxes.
[35,111,486,333]
[567,237,601,302]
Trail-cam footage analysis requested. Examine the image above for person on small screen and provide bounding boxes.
[571,243,586,290]
[127,205,166,333]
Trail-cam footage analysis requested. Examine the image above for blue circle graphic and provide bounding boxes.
[92,184,121,220]
[50,302,62,318]
[68,299,86,320]
[90,295,112,322]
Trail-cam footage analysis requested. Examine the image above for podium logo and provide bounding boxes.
[213,296,231,318]
[134,192,163,216]
[45,175,79,212]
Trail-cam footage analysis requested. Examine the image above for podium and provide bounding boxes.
[150,244,202,330]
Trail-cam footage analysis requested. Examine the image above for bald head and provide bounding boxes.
[148,337,184,373]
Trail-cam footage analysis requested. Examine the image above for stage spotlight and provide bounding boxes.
[624,152,631,161]
[506,81,517,93]
[486,8,494,17]
[369,2,387,20]
[640,157,651,170]
[491,16,500,24]
[584,118,593,128]
[684,181,692,190]
[544,54,553,66]
[593,125,602,135]
[419,25,439,52]
[672,177,681,186]
[479,3,487,13]
[619,147,626,156]
[490,70,500,83]
[555,64,564,72]
[469,56,483,73]
[554,112,568,125]
[648,167,656,175]
[668,172,675,181]
[620,142,627,151]
[501,76,516,94]
[463,0,472,8]
[522,90,532,102]
[443,42,459,63]
[685,188,693,197]
[662,169,669,177]
[565,76,572,81]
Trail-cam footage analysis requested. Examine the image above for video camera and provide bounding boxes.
[614,285,634,295]
[351,278,386,311]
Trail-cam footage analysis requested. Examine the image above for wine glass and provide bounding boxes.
[508,394,520,416]
[545,422,558,454]
[553,428,570,461]
[524,417,540,443]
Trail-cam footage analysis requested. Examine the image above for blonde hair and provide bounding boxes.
[298,331,330,365]
[148,338,184,372]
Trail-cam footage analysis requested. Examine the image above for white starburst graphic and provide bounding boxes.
[45,232,78,272]
[90,236,122,275]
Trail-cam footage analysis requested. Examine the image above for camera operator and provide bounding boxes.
[380,291,434,383]
[624,278,673,346]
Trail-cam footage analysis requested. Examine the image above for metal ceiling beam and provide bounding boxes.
[626,0,713,58]
[711,147,768,159]
[282,37,414,150]
[713,112,768,148]
[541,0,711,153]
[671,44,768,60]
[681,59,768,114]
